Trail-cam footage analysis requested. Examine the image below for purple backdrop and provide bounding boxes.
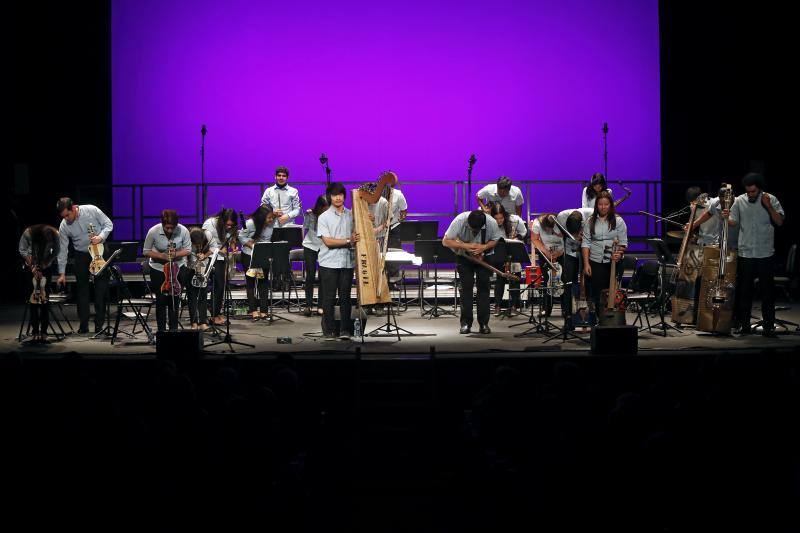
[112,0,660,241]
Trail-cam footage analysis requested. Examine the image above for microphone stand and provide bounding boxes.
[206,233,254,352]
[602,122,609,179]
[467,154,476,210]
[320,153,331,186]
[201,124,207,221]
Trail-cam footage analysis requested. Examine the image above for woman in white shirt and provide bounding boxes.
[301,195,330,316]
[581,173,613,209]
[581,191,627,314]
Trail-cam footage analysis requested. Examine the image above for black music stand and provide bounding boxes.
[398,220,438,243]
[366,260,418,340]
[646,238,682,336]
[271,226,303,312]
[415,240,458,318]
[492,239,529,320]
[101,245,156,345]
[250,241,293,324]
[92,242,136,340]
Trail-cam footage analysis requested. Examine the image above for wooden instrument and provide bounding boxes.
[453,245,520,281]
[671,194,707,324]
[598,238,627,326]
[698,184,737,334]
[87,223,106,275]
[352,172,397,306]
[613,184,633,208]
[190,239,214,288]
[29,266,48,305]
[160,242,182,296]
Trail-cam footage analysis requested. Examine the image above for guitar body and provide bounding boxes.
[30,275,48,304]
[598,238,627,325]
[87,223,106,275]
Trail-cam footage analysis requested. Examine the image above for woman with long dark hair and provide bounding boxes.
[187,226,212,330]
[239,205,276,320]
[581,191,627,315]
[18,224,60,342]
[489,203,527,314]
[202,207,240,326]
[301,195,330,316]
[581,172,613,209]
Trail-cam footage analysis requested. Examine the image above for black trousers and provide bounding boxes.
[587,260,612,313]
[457,258,491,327]
[319,266,354,335]
[73,250,109,330]
[490,258,521,309]
[149,267,190,332]
[186,278,209,325]
[211,260,227,317]
[303,246,319,308]
[737,255,775,329]
[241,254,270,312]
[561,254,579,317]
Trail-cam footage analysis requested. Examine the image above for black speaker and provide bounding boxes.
[591,325,638,355]
[157,330,204,360]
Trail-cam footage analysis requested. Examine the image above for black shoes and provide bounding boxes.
[77,326,89,334]
[459,324,471,334]
[762,327,778,338]
[479,324,491,335]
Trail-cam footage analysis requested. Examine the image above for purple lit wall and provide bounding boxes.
[112,0,660,242]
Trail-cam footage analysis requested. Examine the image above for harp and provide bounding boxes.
[351,171,397,306]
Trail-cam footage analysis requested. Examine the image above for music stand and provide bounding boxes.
[271,226,303,312]
[250,241,293,323]
[100,246,156,345]
[93,242,138,340]
[646,238,682,336]
[415,240,458,318]
[399,221,438,243]
[492,239,529,319]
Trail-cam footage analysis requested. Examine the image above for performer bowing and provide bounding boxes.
[55,197,113,334]
[187,227,213,330]
[530,212,565,317]
[203,208,240,326]
[489,203,527,314]
[19,224,60,342]
[143,209,191,333]
[239,205,276,321]
[556,207,594,329]
[261,166,301,227]
[443,210,503,334]
[476,176,524,216]
[581,191,628,316]
[581,173,613,209]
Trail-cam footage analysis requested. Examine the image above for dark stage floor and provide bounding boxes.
[3,300,799,358]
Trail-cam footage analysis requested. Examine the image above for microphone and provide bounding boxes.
[319,153,328,166]
[602,122,608,134]
[201,124,207,136]
[469,154,477,166]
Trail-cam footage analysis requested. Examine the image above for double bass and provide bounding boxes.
[671,194,708,324]
[697,184,737,334]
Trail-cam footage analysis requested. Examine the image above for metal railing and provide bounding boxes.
[78,178,663,245]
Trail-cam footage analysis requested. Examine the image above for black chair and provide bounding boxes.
[626,260,660,332]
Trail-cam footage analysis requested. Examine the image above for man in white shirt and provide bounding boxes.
[476,176,523,216]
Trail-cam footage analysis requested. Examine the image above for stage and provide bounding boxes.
[4,300,798,359]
